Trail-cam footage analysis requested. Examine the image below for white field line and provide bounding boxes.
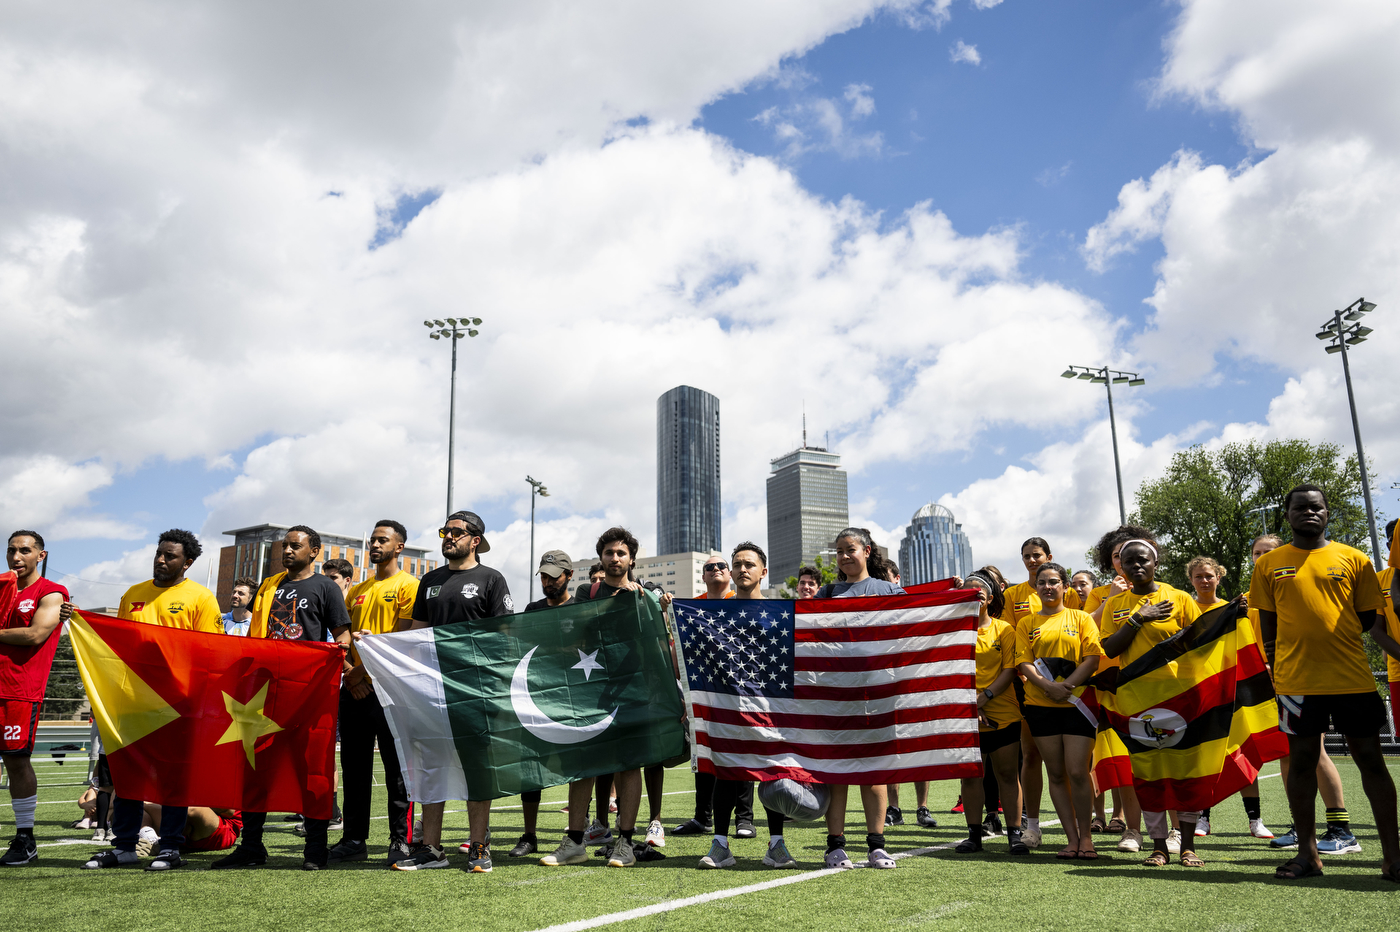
[523,820,1061,932]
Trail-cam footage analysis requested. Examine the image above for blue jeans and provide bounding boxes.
[112,797,185,852]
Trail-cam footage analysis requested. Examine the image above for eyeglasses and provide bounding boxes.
[439,527,475,540]
[703,562,728,572]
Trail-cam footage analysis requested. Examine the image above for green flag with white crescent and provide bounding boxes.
[357,590,684,802]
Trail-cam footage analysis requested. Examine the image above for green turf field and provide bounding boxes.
[4,757,1398,932]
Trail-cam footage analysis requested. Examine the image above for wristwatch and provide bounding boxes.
[983,687,995,700]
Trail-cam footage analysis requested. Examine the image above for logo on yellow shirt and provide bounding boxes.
[1326,566,1346,581]
[166,601,185,615]
[1113,608,1132,620]
[354,595,366,606]
[382,591,396,603]
[130,601,146,612]
[1014,600,1030,613]
[1273,567,1297,580]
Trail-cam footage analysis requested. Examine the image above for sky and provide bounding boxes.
[4,0,1400,605]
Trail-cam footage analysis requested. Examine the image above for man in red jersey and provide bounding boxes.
[0,530,69,866]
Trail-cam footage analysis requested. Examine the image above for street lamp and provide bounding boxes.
[1315,297,1381,567]
[1244,504,1273,537]
[423,317,483,517]
[526,476,549,602]
[1061,364,1147,526]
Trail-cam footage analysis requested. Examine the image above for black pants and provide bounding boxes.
[712,780,780,836]
[339,687,411,843]
[243,811,329,861]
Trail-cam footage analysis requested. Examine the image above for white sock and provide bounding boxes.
[11,794,36,831]
[1028,818,1040,832]
[769,835,783,845]
[713,835,729,848]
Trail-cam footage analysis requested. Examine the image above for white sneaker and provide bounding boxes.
[1166,829,1182,854]
[583,819,612,845]
[1249,819,1275,839]
[698,839,736,869]
[867,848,896,869]
[824,847,853,869]
[645,819,665,848]
[539,837,589,866]
[1194,817,1210,837]
[1021,826,1042,849]
[1117,828,1142,853]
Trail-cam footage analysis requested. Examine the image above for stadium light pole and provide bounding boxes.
[1315,297,1381,567]
[526,475,549,602]
[424,317,482,518]
[1061,364,1146,527]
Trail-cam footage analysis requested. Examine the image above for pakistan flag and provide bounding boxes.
[357,590,685,802]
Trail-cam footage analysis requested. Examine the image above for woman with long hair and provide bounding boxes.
[814,527,905,870]
[955,572,1027,855]
[1015,562,1102,859]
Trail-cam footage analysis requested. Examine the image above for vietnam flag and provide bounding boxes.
[1091,597,1288,811]
[70,610,341,818]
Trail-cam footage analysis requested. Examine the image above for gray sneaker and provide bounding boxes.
[762,838,797,868]
[607,839,637,867]
[698,839,736,869]
[540,837,590,866]
[386,840,413,867]
[466,842,492,873]
[391,844,448,871]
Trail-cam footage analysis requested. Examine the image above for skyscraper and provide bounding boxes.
[766,437,848,587]
[899,503,974,586]
[657,385,721,555]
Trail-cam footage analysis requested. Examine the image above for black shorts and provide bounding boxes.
[1024,704,1096,739]
[93,753,112,788]
[979,722,1021,754]
[1277,691,1387,738]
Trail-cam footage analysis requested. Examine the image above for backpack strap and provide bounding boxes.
[591,580,601,599]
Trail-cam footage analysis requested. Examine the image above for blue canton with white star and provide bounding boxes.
[672,600,796,698]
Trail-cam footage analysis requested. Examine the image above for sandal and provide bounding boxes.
[1142,850,1170,867]
[1055,846,1078,860]
[1275,857,1323,880]
[1179,851,1204,868]
[1106,818,1126,833]
[1078,846,1100,861]
[1089,817,1107,833]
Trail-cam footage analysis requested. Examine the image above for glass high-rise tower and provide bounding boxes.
[766,443,848,587]
[657,386,721,555]
[898,503,974,585]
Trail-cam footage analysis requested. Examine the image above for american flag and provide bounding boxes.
[672,591,982,784]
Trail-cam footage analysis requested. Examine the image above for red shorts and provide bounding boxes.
[0,699,41,756]
[183,813,242,852]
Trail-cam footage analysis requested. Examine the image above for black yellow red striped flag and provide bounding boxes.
[1091,597,1288,811]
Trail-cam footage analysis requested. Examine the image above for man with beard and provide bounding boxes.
[329,520,419,868]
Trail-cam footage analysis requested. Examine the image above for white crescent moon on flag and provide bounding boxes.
[510,646,618,745]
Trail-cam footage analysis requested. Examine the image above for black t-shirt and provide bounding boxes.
[523,596,575,613]
[266,573,351,643]
[413,563,514,626]
[574,581,625,601]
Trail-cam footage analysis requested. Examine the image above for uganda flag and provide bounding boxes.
[357,590,684,803]
[70,610,342,817]
[1091,597,1288,811]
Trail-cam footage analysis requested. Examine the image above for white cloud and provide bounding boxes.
[950,40,981,65]
[754,84,884,159]
[971,0,1004,8]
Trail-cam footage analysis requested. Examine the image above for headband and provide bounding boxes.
[1121,538,1158,560]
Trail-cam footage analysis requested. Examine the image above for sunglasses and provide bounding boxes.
[703,562,728,572]
[439,527,478,540]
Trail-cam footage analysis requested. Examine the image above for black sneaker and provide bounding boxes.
[328,839,367,863]
[954,835,983,854]
[392,844,448,871]
[735,821,756,839]
[466,841,492,873]
[672,818,712,836]
[211,844,269,870]
[508,834,538,857]
[884,807,904,826]
[302,859,325,871]
[0,834,37,866]
[386,840,413,867]
[981,815,1004,837]
[916,806,938,828]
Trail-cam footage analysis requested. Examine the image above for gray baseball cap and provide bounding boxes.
[538,550,573,578]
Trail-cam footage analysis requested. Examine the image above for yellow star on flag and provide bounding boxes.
[216,682,284,767]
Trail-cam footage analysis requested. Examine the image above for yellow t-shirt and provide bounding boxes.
[1000,581,1082,625]
[1083,584,1111,615]
[118,578,223,633]
[1014,608,1101,708]
[1390,524,1399,569]
[1380,567,1400,682]
[1248,541,1384,696]
[1099,583,1202,667]
[974,618,1021,731]
[345,571,419,667]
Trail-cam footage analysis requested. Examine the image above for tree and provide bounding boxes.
[1130,439,1373,598]
[781,554,839,597]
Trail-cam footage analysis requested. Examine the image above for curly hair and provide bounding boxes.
[596,526,640,561]
[287,524,322,554]
[158,528,202,562]
[1092,525,1157,576]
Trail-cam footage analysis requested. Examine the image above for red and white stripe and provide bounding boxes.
[684,591,981,785]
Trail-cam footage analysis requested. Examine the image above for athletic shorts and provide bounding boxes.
[183,814,242,852]
[1277,691,1387,737]
[1389,681,1399,737]
[92,753,112,788]
[1023,704,1096,739]
[0,699,42,756]
[979,722,1022,754]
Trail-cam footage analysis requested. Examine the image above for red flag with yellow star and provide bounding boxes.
[70,609,341,817]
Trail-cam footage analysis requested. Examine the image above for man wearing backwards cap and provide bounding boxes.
[508,551,575,858]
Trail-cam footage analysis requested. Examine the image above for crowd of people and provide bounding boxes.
[2,482,1398,882]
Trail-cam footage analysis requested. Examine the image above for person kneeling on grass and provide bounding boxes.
[955,572,1027,856]
[1015,562,1101,861]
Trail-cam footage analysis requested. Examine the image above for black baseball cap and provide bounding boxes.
[446,510,490,552]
